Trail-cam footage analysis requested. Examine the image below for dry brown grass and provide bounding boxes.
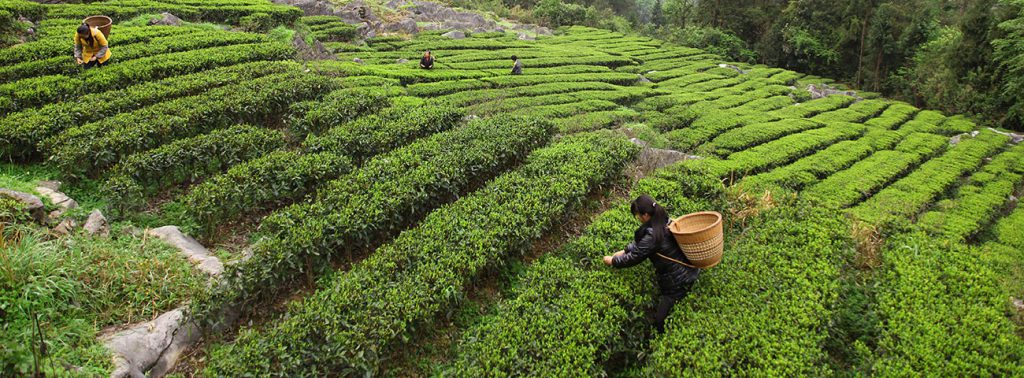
[850,220,883,270]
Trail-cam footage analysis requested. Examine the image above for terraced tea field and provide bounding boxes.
[1,0,1022,375]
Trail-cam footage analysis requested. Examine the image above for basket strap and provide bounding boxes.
[656,253,699,269]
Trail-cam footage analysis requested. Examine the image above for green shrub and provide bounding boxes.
[0,61,297,160]
[287,86,395,137]
[645,205,850,376]
[240,12,273,33]
[195,115,556,326]
[870,232,1024,375]
[181,151,351,232]
[303,102,465,163]
[851,130,1009,225]
[47,71,334,176]
[104,125,285,210]
[204,130,638,375]
[448,164,722,376]
[0,42,296,114]
[0,226,205,376]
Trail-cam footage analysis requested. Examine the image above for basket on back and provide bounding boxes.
[83,15,112,38]
[668,211,723,268]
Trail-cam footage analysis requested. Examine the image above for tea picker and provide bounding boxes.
[75,16,112,69]
[603,195,724,333]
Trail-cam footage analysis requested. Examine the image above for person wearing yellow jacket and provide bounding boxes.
[74,23,111,69]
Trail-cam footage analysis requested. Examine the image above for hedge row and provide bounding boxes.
[555,108,640,133]
[664,107,779,150]
[481,72,639,87]
[851,130,1009,225]
[0,42,295,113]
[519,99,621,119]
[697,124,866,177]
[303,102,465,164]
[916,143,1024,241]
[0,24,206,67]
[0,61,296,160]
[195,115,555,326]
[181,151,351,232]
[44,0,301,24]
[741,129,910,190]
[863,102,918,129]
[407,79,490,97]
[103,125,284,209]
[646,205,851,376]
[287,86,395,137]
[204,130,638,375]
[466,88,653,115]
[0,30,266,83]
[443,55,635,70]
[47,71,335,176]
[704,118,823,156]
[448,164,722,376]
[870,232,1024,375]
[437,81,621,107]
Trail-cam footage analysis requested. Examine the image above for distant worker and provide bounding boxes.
[511,55,523,75]
[74,23,111,69]
[603,195,700,333]
[420,50,434,69]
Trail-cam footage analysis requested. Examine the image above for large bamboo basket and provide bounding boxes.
[83,15,112,38]
[668,211,723,268]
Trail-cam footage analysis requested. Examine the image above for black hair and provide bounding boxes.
[631,194,669,243]
[77,23,93,46]
[511,55,518,61]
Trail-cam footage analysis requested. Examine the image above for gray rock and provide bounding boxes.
[355,23,376,38]
[384,18,418,34]
[442,30,466,39]
[517,32,535,40]
[146,226,223,277]
[637,75,651,83]
[0,188,45,223]
[84,209,109,237]
[806,84,861,101]
[121,225,144,238]
[396,58,409,63]
[384,0,409,9]
[52,218,76,236]
[37,180,61,191]
[353,57,364,64]
[718,63,747,74]
[1014,297,1024,312]
[35,186,77,212]
[148,12,182,26]
[102,308,200,378]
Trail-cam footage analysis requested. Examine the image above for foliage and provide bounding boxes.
[194,115,556,327]
[104,125,286,210]
[204,131,637,375]
[1,225,205,376]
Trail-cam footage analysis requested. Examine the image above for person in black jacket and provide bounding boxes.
[603,195,700,333]
[420,50,434,69]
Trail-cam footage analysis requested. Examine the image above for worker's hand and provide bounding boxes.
[76,58,84,65]
[603,255,614,266]
[613,250,625,257]
[89,56,97,62]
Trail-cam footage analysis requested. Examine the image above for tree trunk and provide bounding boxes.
[856,17,868,87]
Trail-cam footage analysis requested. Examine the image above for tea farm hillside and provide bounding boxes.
[1,0,1022,375]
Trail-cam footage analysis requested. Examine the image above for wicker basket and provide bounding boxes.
[668,211,723,268]
[83,15,112,38]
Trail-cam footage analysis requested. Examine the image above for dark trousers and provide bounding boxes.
[83,59,106,69]
[652,284,693,333]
